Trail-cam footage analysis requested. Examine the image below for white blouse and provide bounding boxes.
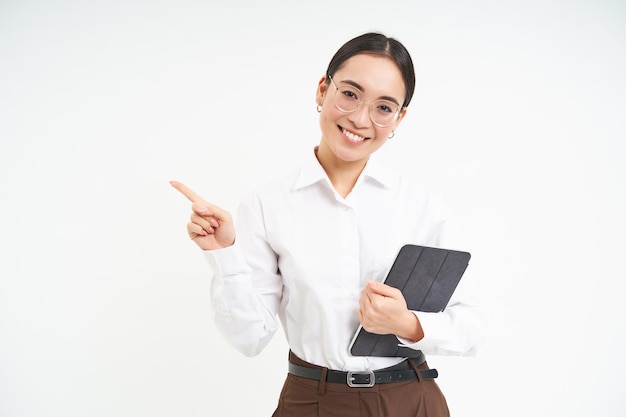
[203,148,487,372]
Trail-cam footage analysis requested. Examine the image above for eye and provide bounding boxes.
[376,101,397,114]
[341,87,360,101]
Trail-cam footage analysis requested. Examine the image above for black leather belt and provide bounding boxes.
[288,354,438,387]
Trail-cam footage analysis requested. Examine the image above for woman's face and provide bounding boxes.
[316,54,407,165]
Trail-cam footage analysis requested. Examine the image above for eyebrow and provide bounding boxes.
[340,79,401,106]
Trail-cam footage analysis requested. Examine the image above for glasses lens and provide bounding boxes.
[370,100,399,127]
[335,86,361,113]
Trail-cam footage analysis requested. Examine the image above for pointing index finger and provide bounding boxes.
[170,180,204,203]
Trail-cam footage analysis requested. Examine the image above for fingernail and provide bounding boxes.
[197,207,208,213]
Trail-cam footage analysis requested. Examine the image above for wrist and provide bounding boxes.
[397,311,424,343]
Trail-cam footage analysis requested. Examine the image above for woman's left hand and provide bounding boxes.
[358,281,424,342]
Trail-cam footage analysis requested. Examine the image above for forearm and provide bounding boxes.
[399,302,487,356]
[395,310,425,343]
[204,244,283,357]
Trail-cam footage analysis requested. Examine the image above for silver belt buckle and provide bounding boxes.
[347,370,375,387]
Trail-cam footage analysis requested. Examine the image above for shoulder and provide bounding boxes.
[242,147,326,204]
[375,163,459,225]
[377,165,443,208]
[246,168,301,197]
[237,166,306,215]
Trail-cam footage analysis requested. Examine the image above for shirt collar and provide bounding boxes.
[292,147,394,191]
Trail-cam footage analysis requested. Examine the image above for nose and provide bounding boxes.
[347,103,371,128]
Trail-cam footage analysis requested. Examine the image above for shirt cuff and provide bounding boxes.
[397,311,452,350]
[202,242,252,277]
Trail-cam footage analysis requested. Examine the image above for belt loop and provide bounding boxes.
[408,358,423,382]
[318,367,328,395]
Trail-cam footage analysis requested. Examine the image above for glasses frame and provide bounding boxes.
[328,75,401,128]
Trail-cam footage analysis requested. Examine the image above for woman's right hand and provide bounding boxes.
[170,180,236,250]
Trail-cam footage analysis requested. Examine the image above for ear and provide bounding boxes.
[316,75,329,106]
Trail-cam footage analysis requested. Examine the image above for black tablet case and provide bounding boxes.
[349,244,471,358]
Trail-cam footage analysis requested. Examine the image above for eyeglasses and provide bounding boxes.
[328,75,401,128]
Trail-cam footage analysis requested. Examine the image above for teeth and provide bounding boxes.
[342,128,365,142]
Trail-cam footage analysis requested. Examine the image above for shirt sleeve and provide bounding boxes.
[203,192,283,357]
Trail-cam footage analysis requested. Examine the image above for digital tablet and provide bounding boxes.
[349,244,471,358]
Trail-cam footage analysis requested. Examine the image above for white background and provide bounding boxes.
[1,1,625,416]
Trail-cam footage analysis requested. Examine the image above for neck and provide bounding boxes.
[315,145,367,199]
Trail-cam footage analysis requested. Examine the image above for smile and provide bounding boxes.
[341,127,368,143]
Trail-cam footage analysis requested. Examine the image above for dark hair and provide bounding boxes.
[325,32,416,109]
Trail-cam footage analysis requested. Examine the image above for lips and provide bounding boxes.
[341,127,369,143]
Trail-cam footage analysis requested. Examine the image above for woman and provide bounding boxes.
[172,32,486,417]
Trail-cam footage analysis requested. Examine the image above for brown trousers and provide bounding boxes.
[271,352,450,417]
